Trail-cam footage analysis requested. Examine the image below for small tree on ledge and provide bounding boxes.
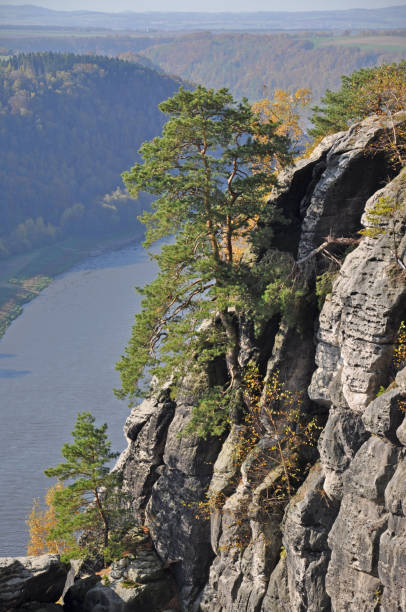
[44,412,125,562]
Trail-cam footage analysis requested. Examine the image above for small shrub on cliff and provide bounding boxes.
[393,321,406,372]
[360,189,406,270]
[181,386,232,440]
[193,368,321,523]
[315,267,339,310]
[236,367,321,505]
[359,195,400,239]
[311,62,406,169]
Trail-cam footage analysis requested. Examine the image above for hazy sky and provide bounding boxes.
[1,0,404,12]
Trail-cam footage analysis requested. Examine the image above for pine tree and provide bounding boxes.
[310,61,406,144]
[44,412,122,560]
[116,86,292,429]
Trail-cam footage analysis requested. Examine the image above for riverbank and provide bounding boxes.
[0,243,156,555]
[0,230,144,339]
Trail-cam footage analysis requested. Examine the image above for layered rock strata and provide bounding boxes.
[114,115,406,611]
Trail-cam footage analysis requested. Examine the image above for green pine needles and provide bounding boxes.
[310,61,406,141]
[44,412,133,562]
[115,85,292,409]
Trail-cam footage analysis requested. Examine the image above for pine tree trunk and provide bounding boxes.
[219,310,245,424]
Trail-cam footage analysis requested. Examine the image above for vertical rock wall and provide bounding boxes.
[277,161,406,611]
[116,115,406,611]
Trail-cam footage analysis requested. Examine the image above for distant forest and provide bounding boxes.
[1,30,406,101]
[2,29,406,258]
[0,53,181,257]
[138,32,406,101]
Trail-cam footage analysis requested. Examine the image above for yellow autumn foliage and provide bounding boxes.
[26,482,68,556]
[252,87,312,167]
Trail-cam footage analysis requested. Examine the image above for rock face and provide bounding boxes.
[116,386,223,610]
[0,554,67,610]
[275,142,406,609]
[113,114,406,611]
[63,541,177,612]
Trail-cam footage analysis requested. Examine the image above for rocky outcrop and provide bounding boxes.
[280,166,406,608]
[309,171,406,415]
[296,115,402,261]
[63,549,176,612]
[112,115,406,611]
[0,554,67,610]
[116,385,223,610]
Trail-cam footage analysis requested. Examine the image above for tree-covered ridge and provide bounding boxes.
[2,32,406,104]
[0,52,182,256]
[137,33,406,102]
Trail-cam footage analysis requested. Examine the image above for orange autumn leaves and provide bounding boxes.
[252,87,312,167]
[230,88,311,263]
[26,483,68,556]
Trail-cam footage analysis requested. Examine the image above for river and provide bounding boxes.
[0,245,156,556]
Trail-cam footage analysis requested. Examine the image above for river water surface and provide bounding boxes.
[0,245,156,555]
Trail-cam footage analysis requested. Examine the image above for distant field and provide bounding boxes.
[312,35,406,52]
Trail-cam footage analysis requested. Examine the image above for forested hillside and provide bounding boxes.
[2,31,405,103]
[139,32,406,101]
[0,53,181,257]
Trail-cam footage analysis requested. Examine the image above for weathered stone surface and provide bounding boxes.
[0,555,67,610]
[114,392,176,520]
[378,513,406,610]
[269,121,406,612]
[144,399,223,610]
[282,463,337,612]
[115,382,223,611]
[309,169,406,413]
[200,454,284,612]
[343,436,400,502]
[317,407,368,500]
[268,131,345,256]
[326,493,387,608]
[83,584,123,611]
[209,425,244,498]
[260,555,290,612]
[64,574,101,612]
[62,557,103,602]
[324,437,399,610]
[297,114,404,262]
[114,117,406,612]
[362,387,406,441]
[376,454,406,609]
[112,578,175,611]
[64,550,176,612]
[121,551,164,584]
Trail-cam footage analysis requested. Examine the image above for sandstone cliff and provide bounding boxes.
[115,114,406,612]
